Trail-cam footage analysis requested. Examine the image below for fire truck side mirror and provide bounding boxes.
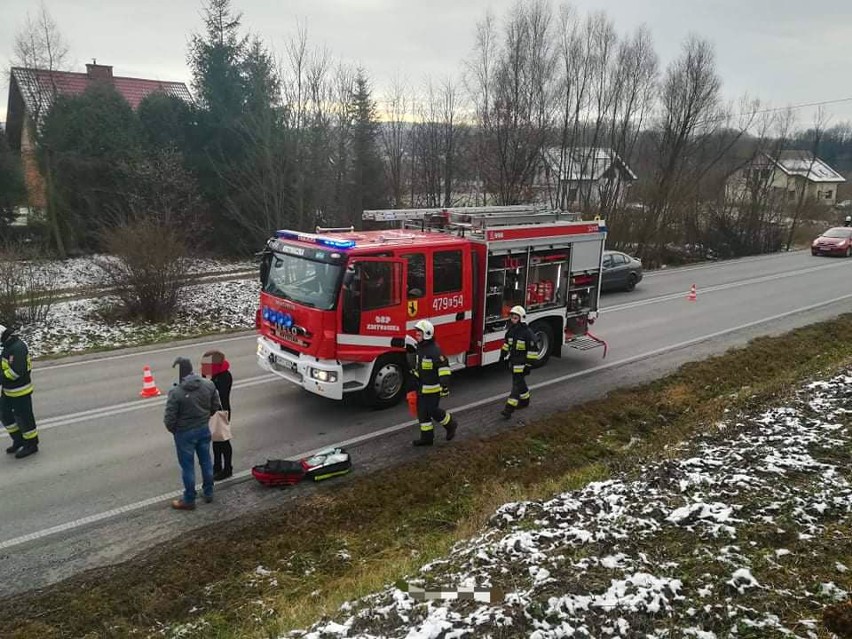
[259,252,272,285]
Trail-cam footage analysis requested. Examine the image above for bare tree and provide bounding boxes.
[379,75,411,207]
[785,107,829,250]
[12,2,70,256]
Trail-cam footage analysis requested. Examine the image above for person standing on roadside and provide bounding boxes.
[0,323,39,459]
[165,357,221,510]
[201,349,233,481]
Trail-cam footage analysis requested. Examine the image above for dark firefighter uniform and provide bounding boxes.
[499,317,538,418]
[410,329,458,446]
[1,326,39,458]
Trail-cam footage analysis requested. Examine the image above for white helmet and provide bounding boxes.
[509,305,526,320]
[414,319,434,340]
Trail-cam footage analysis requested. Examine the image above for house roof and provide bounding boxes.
[10,66,193,115]
[772,150,845,183]
[542,147,638,182]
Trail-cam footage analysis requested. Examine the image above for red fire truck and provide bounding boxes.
[256,206,608,407]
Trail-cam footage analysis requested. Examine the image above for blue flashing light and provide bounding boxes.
[275,229,355,250]
[262,307,271,321]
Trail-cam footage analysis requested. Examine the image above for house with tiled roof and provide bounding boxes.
[534,147,638,210]
[726,150,846,206]
[5,62,192,209]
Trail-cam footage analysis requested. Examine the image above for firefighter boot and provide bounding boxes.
[15,443,38,459]
[5,431,23,455]
[444,416,458,441]
[518,395,531,409]
[413,429,434,447]
[500,404,514,420]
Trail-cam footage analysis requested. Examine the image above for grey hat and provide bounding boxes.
[172,357,193,382]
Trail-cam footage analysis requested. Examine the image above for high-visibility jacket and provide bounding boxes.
[500,322,539,369]
[412,339,451,395]
[1,335,34,397]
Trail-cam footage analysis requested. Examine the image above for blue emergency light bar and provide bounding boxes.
[275,229,356,250]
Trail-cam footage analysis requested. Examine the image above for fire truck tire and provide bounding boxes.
[363,354,407,409]
[529,321,555,368]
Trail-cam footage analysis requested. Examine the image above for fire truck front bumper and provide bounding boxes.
[257,337,344,400]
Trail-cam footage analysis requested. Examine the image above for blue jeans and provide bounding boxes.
[173,424,214,504]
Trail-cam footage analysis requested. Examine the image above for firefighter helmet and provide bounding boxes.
[509,305,526,320]
[414,319,434,340]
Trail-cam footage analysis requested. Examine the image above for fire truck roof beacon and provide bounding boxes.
[275,229,356,250]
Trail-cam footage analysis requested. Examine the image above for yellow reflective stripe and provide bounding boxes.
[3,384,34,397]
[420,422,434,431]
[438,368,451,377]
[421,384,442,394]
[507,398,519,406]
[421,359,434,369]
[439,413,452,426]
[4,424,20,434]
[1,360,19,380]
[22,429,38,440]
[312,469,350,481]
[516,340,526,350]
[500,344,509,351]
[527,353,538,360]
[512,365,526,373]
[520,392,531,400]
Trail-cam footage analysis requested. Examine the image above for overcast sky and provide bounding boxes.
[3,0,852,127]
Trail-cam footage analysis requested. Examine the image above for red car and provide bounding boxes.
[811,227,852,257]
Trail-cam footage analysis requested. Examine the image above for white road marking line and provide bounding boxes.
[3,292,851,552]
[37,374,277,431]
[35,332,257,371]
[642,249,807,278]
[604,261,847,313]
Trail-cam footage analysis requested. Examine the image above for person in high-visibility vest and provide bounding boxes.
[499,306,538,419]
[410,320,458,446]
[0,324,39,458]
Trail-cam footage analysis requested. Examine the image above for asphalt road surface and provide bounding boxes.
[1,250,850,596]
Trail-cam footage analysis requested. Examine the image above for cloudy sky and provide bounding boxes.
[3,0,852,126]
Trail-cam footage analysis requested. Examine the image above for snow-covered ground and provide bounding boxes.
[27,255,255,291]
[294,371,852,639]
[26,278,259,357]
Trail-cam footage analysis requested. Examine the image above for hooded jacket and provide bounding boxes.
[164,373,222,433]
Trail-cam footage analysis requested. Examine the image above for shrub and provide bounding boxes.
[96,220,188,323]
[0,243,60,326]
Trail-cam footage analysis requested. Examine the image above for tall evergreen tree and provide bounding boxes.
[348,71,384,227]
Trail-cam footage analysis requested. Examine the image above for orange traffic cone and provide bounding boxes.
[140,365,161,398]
[686,284,697,302]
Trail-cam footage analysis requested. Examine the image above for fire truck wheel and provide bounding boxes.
[363,354,407,409]
[529,321,555,368]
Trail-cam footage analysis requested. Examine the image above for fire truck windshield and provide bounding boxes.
[263,250,344,310]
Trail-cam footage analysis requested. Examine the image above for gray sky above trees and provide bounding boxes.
[3,0,852,125]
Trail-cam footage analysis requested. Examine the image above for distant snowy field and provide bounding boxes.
[27,278,259,357]
[291,371,852,639]
[27,255,255,290]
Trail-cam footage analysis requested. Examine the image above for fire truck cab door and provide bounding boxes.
[341,257,408,340]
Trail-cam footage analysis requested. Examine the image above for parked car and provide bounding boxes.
[601,250,643,291]
[811,227,852,257]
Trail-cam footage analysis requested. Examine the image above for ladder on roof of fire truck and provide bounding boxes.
[362,205,584,236]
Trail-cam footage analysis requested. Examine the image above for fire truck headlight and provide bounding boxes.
[310,368,338,383]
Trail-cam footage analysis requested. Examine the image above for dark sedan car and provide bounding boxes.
[811,227,852,257]
[601,250,643,292]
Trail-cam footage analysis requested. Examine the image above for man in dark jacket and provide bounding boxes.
[165,357,221,510]
[0,324,39,459]
[499,306,538,419]
[411,320,458,446]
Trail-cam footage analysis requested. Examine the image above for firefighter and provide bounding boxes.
[410,320,458,446]
[0,324,39,458]
[499,306,538,419]
[845,215,851,227]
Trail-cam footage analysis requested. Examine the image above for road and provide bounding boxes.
[1,250,850,596]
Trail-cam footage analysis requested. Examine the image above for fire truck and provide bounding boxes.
[256,206,608,407]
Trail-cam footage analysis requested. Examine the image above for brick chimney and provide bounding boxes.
[86,61,113,81]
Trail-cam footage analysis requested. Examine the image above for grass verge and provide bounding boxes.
[3,314,852,638]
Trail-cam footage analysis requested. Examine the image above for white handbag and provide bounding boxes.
[209,410,232,442]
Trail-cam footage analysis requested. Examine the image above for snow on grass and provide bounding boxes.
[292,371,852,638]
[27,278,259,357]
[25,255,256,291]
